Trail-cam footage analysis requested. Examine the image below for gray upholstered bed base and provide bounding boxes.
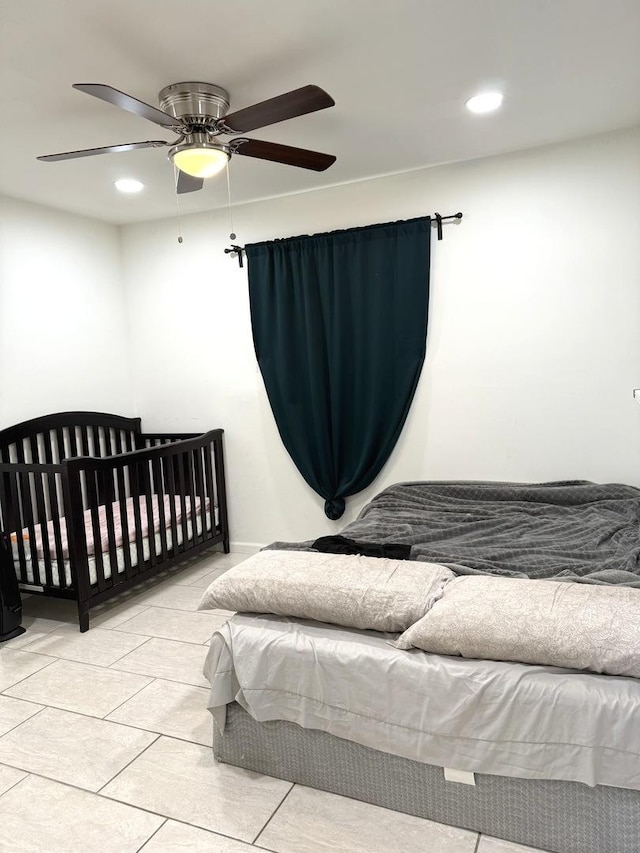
[214,703,640,853]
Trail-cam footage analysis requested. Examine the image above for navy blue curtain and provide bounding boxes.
[246,216,431,519]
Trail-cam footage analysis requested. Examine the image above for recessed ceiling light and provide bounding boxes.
[114,178,144,193]
[465,92,504,114]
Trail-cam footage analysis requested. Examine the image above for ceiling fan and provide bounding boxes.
[37,81,337,193]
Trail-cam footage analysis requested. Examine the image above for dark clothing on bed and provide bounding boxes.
[312,535,411,561]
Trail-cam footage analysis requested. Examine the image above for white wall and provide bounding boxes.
[0,197,134,427]
[120,126,640,548]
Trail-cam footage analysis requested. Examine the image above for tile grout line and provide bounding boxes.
[96,732,162,794]
[473,833,481,853]
[107,634,154,666]
[134,816,168,852]
[152,814,280,851]
[0,770,32,800]
[0,655,58,694]
[251,781,296,846]
[101,675,158,720]
[0,704,48,740]
[95,604,152,631]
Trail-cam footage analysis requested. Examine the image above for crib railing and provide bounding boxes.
[64,430,226,597]
[0,428,228,595]
[0,413,229,631]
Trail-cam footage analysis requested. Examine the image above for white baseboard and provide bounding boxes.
[229,541,264,555]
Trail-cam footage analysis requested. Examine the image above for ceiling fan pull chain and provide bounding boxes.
[226,160,236,241]
[174,165,184,243]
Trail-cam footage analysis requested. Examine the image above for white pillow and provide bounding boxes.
[394,575,640,678]
[198,549,454,632]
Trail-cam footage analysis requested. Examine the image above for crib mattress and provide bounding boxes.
[204,612,640,792]
[18,510,215,588]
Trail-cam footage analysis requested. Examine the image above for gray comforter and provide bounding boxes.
[272,481,640,587]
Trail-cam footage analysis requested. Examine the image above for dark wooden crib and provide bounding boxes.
[0,412,229,631]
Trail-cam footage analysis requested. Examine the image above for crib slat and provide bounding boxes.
[86,470,107,592]
[103,427,113,457]
[42,431,54,464]
[91,426,101,458]
[32,470,54,588]
[190,450,201,544]
[176,452,189,552]
[193,448,206,545]
[68,427,78,458]
[54,428,65,463]
[152,456,168,563]
[19,472,41,575]
[139,461,158,566]
[185,449,199,545]
[101,469,119,586]
[79,426,90,457]
[165,455,180,556]
[116,466,133,580]
[142,461,158,567]
[28,436,40,465]
[46,472,67,585]
[129,463,146,577]
[203,442,216,537]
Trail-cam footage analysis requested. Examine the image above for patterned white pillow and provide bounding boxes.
[394,575,640,678]
[198,549,453,632]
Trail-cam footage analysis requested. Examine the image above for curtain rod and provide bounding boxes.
[224,212,463,267]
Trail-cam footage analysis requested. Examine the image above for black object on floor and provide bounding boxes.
[312,535,411,560]
[0,531,25,642]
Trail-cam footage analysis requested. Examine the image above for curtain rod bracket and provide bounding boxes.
[224,245,245,268]
[434,212,443,241]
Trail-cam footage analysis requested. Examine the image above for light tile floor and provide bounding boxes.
[0,550,551,853]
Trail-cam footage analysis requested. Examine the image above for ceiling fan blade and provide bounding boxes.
[233,139,336,172]
[222,85,334,133]
[73,83,181,129]
[37,140,169,162]
[176,170,204,194]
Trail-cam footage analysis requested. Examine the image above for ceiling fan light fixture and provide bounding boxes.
[171,146,229,178]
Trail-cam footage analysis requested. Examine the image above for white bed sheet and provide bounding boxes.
[18,511,215,588]
[204,612,640,792]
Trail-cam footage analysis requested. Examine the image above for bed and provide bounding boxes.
[201,481,640,853]
[0,411,229,631]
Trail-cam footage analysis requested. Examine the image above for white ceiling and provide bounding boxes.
[1,0,638,224]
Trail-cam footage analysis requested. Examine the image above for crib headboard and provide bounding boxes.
[0,412,142,464]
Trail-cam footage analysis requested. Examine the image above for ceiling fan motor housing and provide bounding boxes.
[158,82,230,125]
